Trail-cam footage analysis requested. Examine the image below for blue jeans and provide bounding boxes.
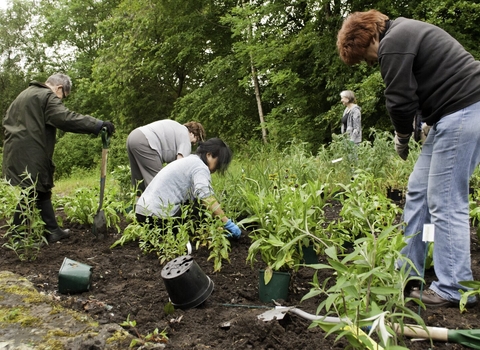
[399,100,480,301]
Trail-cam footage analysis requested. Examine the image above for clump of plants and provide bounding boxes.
[112,201,233,271]
[243,173,339,283]
[120,314,168,348]
[1,174,46,261]
[55,185,123,233]
[334,169,403,245]
[303,221,426,349]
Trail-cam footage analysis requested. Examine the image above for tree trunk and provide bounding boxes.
[250,54,268,144]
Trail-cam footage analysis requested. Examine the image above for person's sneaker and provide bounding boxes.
[409,288,478,308]
[47,228,71,243]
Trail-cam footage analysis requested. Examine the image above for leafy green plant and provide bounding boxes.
[459,280,480,313]
[53,133,101,179]
[244,175,338,283]
[111,216,192,265]
[120,314,168,348]
[1,174,46,261]
[194,208,232,272]
[112,202,232,271]
[335,170,402,245]
[110,164,137,204]
[469,191,480,241]
[302,225,426,349]
[0,177,18,221]
[55,186,122,233]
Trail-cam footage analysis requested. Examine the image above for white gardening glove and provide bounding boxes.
[394,132,411,161]
[422,123,431,137]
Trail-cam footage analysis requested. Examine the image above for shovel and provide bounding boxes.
[257,306,382,349]
[258,307,480,349]
[394,324,480,349]
[92,127,109,239]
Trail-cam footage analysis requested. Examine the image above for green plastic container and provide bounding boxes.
[58,258,92,294]
[258,270,290,303]
[301,245,318,265]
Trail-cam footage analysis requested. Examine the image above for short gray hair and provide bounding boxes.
[46,73,72,95]
[340,90,356,103]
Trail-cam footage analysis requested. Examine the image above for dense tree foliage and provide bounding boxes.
[1,0,480,158]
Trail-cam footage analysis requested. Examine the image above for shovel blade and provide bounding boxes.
[93,210,107,238]
[257,306,293,321]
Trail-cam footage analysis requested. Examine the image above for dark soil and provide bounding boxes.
[2,200,480,349]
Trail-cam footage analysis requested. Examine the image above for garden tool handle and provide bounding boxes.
[100,127,109,179]
[98,128,109,210]
[393,324,448,341]
[101,127,110,149]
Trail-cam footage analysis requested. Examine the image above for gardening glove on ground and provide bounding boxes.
[224,219,241,239]
[102,121,115,136]
[394,132,411,161]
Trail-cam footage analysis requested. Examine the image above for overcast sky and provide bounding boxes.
[0,0,8,10]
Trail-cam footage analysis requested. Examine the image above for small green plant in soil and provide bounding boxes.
[120,314,168,348]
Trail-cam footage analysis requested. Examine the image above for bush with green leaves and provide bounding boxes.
[54,186,123,233]
[244,175,339,282]
[1,174,47,261]
[334,169,403,244]
[302,225,426,349]
[53,133,101,179]
[112,202,232,271]
[0,177,18,221]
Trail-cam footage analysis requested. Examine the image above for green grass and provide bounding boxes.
[53,173,117,197]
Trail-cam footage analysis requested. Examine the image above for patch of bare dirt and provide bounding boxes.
[1,201,480,349]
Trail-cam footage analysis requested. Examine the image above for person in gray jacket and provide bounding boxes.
[127,119,206,195]
[135,138,241,238]
[2,73,115,243]
[337,10,480,308]
[340,90,362,144]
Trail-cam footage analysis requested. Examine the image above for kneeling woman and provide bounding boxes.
[135,138,241,238]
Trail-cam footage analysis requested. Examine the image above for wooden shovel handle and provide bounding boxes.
[394,324,449,341]
[101,148,108,178]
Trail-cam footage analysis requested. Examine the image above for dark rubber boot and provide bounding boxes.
[10,203,28,244]
[37,199,70,243]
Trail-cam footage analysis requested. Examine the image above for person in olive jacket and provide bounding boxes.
[2,73,115,243]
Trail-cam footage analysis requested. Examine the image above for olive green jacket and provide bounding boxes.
[2,81,103,192]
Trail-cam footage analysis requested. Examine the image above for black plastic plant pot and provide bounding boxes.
[161,255,214,310]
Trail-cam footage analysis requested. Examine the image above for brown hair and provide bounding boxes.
[184,121,206,142]
[337,10,389,65]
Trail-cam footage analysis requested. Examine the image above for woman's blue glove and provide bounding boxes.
[224,219,241,238]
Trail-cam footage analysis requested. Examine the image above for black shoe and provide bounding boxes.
[409,288,478,308]
[47,228,70,243]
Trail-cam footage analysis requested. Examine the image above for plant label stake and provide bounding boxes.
[93,128,109,239]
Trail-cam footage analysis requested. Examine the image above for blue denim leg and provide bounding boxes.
[401,101,480,301]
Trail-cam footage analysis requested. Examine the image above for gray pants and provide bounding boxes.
[126,128,163,194]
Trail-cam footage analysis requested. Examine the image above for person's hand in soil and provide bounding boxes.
[224,219,241,238]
